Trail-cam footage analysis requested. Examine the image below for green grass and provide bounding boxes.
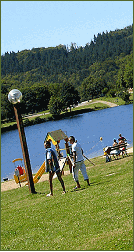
[1,154,133,250]
[98,94,133,105]
[1,120,16,128]
[73,102,109,111]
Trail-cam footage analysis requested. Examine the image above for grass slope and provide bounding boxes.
[1,154,133,250]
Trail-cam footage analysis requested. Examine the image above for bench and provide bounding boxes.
[104,142,128,162]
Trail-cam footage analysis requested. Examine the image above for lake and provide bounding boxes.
[1,104,133,181]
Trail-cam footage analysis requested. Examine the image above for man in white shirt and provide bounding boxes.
[68,136,90,189]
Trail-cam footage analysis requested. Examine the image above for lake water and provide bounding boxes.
[1,104,133,181]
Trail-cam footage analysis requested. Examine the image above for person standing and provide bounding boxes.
[118,134,127,156]
[44,141,66,196]
[68,136,90,189]
[118,133,126,142]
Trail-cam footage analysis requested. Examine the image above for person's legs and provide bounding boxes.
[73,163,80,188]
[76,181,81,188]
[80,161,90,185]
[57,171,66,192]
[47,171,54,196]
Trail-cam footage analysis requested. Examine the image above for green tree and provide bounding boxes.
[32,84,50,112]
[124,54,133,88]
[48,83,63,115]
[61,82,80,112]
[116,67,127,92]
[48,82,80,115]
[119,91,130,103]
[21,87,36,114]
[79,76,94,101]
[80,75,108,101]
[48,95,63,116]
[1,93,14,120]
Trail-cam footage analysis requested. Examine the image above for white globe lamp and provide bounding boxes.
[8,89,22,104]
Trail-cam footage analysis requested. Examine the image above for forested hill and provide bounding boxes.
[1,25,133,77]
[1,25,133,119]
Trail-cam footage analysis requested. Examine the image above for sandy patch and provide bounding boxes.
[127,146,133,153]
[1,170,70,192]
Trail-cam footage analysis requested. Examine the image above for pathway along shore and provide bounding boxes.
[26,100,119,118]
[76,100,118,108]
[1,147,133,192]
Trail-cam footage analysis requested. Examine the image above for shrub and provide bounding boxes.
[33,116,43,124]
[119,91,130,103]
[23,118,30,126]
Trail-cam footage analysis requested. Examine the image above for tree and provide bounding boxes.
[48,95,63,116]
[116,67,127,91]
[48,82,80,115]
[32,84,50,112]
[124,54,133,88]
[48,83,63,116]
[21,88,37,114]
[80,75,108,101]
[1,93,14,120]
[1,25,133,119]
[61,82,80,112]
[119,91,130,103]
[80,76,95,101]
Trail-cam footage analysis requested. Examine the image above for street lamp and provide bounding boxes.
[8,89,36,194]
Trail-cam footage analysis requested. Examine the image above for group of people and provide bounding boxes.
[44,136,90,197]
[111,133,127,159]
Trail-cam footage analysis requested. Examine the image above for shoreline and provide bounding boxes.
[1,147,133,192]
[2,100,133,133]
[1,105,109,133]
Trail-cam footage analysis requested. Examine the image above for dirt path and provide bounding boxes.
[76,100,118,108]
[91,100,118,107]
[1,147,133,192]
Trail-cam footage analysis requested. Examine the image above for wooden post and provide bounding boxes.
[13,104,36,194]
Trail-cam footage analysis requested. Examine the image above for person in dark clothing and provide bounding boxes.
[44,141,66,196]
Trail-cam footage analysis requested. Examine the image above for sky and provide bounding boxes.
[1,1,133,55]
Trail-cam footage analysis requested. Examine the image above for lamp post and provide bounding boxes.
[8,89,36,194]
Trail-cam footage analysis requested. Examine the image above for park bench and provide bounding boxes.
[103,142,128,162]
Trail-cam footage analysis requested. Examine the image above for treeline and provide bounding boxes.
[1,25,133,120]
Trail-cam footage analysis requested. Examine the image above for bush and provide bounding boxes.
[119,91,130,103]
[23,118,30,126]
[33,116,44,124]
[106,89,116,97]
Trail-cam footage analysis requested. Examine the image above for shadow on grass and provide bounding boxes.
[70,187,86,193]
[90,180,111,186]
[104,153,132,163]
[33,191,46,195]
[69,179,112,193]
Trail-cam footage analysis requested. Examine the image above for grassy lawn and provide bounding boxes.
[1,154,133,250]
[97,96,126,105]
[73,102,109,111]
[98,93,133,105]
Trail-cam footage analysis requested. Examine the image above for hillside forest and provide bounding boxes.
[1,25,133,120]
